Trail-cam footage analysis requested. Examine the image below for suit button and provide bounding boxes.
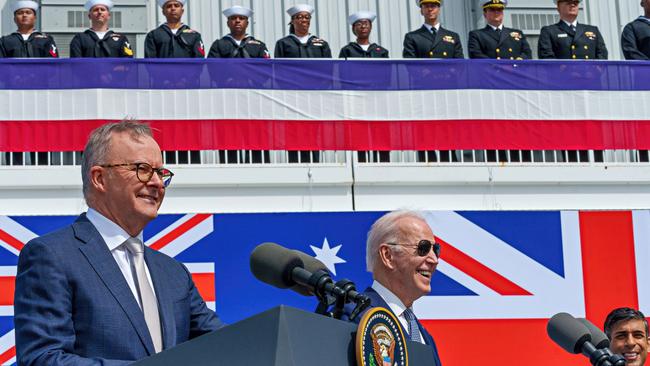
[496,48,500,53]
[443,51,447,56]
[508,48,513,52]
[584,45,588,49]
[571,45,576,50]
[572,55,577,59]
[510,57,514,59]
[585,55,589,59]
[497,56,501,59]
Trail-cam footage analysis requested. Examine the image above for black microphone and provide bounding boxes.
[547,312,624,366]
[578,318,626,366]
[290,249,329,296]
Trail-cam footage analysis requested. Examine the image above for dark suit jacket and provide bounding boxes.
[403,25,464,59]
[339,42,389,58]
[274,35,332,58]
[14,214,223,366]
[344,287,443,366]
[144,24,205,58]
[538,21,608,59]
[621,17,650,60]
[468,26,532,59]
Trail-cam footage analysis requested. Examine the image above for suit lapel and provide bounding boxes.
[364,288,410,338]
[574,23,585,42]
[559,21,575,37]
[432,27,443,49]
[74,215,156,355]
[498,27,509,46]
[486,26,500,43]
[146,249,176,350]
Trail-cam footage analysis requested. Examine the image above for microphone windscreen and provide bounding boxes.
[250,243,303,289]
[290,250,329,296]
[547,312,592,354]
[578,318,610,349]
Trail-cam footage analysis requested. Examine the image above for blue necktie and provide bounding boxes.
[403,308,423,343]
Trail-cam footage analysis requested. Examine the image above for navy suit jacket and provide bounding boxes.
[345,287,443,366]
[14,214,223,366]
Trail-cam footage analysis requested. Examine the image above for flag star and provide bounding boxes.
[310,238,346,275]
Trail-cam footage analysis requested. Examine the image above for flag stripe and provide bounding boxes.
[0,277,14,306]
[0,229,24,252]
[424,319,585,366]
[2,119,650,152]
[0,346,15,365]
[148,214,212,251]
[191,273,215,302]
[436,237,531,296]
[579,211,639,326]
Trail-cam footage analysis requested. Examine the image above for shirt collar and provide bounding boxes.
[423,23,440,32]
[488,23,503,31]
[562,19,578,28]
[86,208,143,251]
[372,280,410,318]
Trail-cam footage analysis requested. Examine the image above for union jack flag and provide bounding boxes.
[1,210,649,366]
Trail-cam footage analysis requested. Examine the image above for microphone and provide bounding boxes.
[290,249,329,296]
[577,318,626,366]
[547,313,626,366]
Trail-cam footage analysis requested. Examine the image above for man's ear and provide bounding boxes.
[378,244,396,270]
[89,166,108,193]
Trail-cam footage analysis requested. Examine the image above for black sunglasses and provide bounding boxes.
[386,239,441,258]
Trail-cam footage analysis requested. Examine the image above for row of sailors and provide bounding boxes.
[1,0,649,61]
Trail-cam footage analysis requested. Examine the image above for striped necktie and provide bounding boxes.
[403,308,423,343]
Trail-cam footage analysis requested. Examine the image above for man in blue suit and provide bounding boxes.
[14,121,223,365]
[349,210,443,365]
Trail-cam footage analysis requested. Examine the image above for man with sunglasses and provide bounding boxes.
[15,121,223,365]
[345,210,443,365]
[538,0,607,59]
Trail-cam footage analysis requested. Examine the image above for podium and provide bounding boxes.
[134,305,436,366]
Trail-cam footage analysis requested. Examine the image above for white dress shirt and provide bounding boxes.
[86,208,158,308]
[562,20,578,29]
[423,23,441,34]
[372,280,425,344]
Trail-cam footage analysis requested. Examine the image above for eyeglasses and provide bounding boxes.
[100,162,174,187]
[293,15,311,20]
[386,239,441,258]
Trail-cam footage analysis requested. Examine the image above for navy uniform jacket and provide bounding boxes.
[274,35,332,58]
[144,24,205,58]
[0,31,58,58]
[343,288,443,366]
[538,21,608,59]
[468,25,532,59]
[70,30,133,58]
[208,35,269,58]
[14,214,223,365]
[339,42,389,58]
[621,17,650,60]
[403,25,464,58]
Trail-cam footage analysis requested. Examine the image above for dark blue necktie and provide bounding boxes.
[403,308,423,343]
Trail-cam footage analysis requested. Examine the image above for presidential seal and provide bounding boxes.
[356,307,408,366]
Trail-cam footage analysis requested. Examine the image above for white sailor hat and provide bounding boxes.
[223,5,253,18]
[157,0,186,8]
[287,4,314,17]
[348,11,376,25]
[84,0,113,11]
[11,0,38,13]
[553,0,581,3]
[415,0,441,7]
[481,0,507,9]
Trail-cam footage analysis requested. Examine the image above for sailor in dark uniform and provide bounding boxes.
[403,0,463,58]
[144,0,205,58]
[621,0,650,60]
[0,0,58,58]
[274,4,332,58]
[339,11,389,58]
[69,0,133,58]
[208,5,269,58]
[468,0,532,59]
[538,0,607,59]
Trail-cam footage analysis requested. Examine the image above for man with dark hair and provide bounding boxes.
[604,307,649,366]
[208,5,269,58]
[468,0,532,59]
[70,0,133,58]
[145,0,205,58]
[345,210,443,366]
[14,121,223,365]
[0,0,58,58]
[339,11,389,58]
[538,0,607,59]
[621,0,650,60]
[403,0,463,58]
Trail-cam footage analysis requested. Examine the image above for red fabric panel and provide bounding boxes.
[2,119,650,152]
[579,211,639,327]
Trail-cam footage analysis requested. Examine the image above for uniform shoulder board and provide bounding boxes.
[33,34,48,39]
[246,39,261,45]
[182,28,197,34]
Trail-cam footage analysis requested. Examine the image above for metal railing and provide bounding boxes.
[1,150,649,167]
